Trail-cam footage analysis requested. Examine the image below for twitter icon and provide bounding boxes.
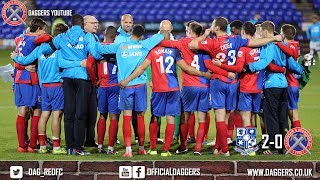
[10,166,23,179]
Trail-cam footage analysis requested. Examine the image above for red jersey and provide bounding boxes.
[197,35,249,83]
[237,47,263,93]
[277,41,300,87]
[159,37,229,87]
[87,42,118,87]
[146,46,181,92]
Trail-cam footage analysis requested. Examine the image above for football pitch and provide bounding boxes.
[0,49,319,161]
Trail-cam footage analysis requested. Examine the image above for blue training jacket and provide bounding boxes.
[14,46,81,86]
[40,25,102,80]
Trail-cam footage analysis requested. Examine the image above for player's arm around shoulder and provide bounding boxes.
[176,59,211,79]
[119,59,151,88]
[11,46,41,65]
[188,28,211,50]
[248,43,274,72]
[141,33,165,51]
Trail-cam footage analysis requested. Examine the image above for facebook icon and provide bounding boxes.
[133,166,145,179]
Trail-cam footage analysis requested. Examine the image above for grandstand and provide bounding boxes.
[0,0,319,52]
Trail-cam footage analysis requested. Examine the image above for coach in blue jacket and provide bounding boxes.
[248,21,304,154]
[41,14,105,155]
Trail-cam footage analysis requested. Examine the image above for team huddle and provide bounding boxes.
[10,12,310,158]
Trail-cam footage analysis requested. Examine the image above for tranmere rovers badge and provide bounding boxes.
[234,127,259,155]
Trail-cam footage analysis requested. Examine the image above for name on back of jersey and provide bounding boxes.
[249,48,260,56]
[154,48,173,55]
[220,43,232,50]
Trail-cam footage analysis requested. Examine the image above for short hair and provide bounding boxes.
[230,20,243,30]
[132,24,145,37]
[53,23,69,37]
[281,24,296,40]
[214,17,228,32]
[71,14,84,26]
[29,18,47,32]
[187,20,196,27]
[312,14,319,20]
[261,21,275,34]
[189,22,203,36]
[104,26,118,38]
[242,21,256,36]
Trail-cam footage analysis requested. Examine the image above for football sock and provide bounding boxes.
[188,113,195,139]
[16,115,27,148]
[97,116,106,146]
[52,136,60,150]
[162,123,175,151]
[180,123,188,149]
[227,112,235,139]
[292,120,301,128]
[137,115,145,146]
[194,122,205,152]
[123,115,132,147]
[234,113,243,128]
[38,134,46,149]
[149,118,158,150]
[109,119,118,146]
[204,113,210,140]
[217,121,228,153]
[30,116,40,148]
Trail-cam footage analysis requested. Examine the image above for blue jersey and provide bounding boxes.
[40,25,102,80]
[97,34,164,86]
[14,45,81,86]
[307,22,320,42]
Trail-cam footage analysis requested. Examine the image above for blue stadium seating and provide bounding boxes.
[0,0,309,39]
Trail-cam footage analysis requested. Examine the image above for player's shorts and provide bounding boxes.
[210,79,238,111]
[237,92,262,113]
[14,83,41,109]
[97,86,121,114]
[41,83,64,111]
[310,41,320,51]
[287,86,299,110]
[181,86,209,112]
[151,91,181,117]
[119,84,147,112]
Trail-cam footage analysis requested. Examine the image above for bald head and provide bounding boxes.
[159,20,173,33]
[121,14,133,33]
[84,15,99,33]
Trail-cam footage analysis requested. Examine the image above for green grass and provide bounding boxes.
[0,49,319,161]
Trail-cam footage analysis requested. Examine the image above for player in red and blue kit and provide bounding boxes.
[189,17,283,156]
[86,26,120,155]
[13,18,51,153]
[120,31,211,156]
[159,22,234,155]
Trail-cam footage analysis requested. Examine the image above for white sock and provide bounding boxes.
[139,146,144,150]
[108,146,114,151]
[126,146,132,153]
